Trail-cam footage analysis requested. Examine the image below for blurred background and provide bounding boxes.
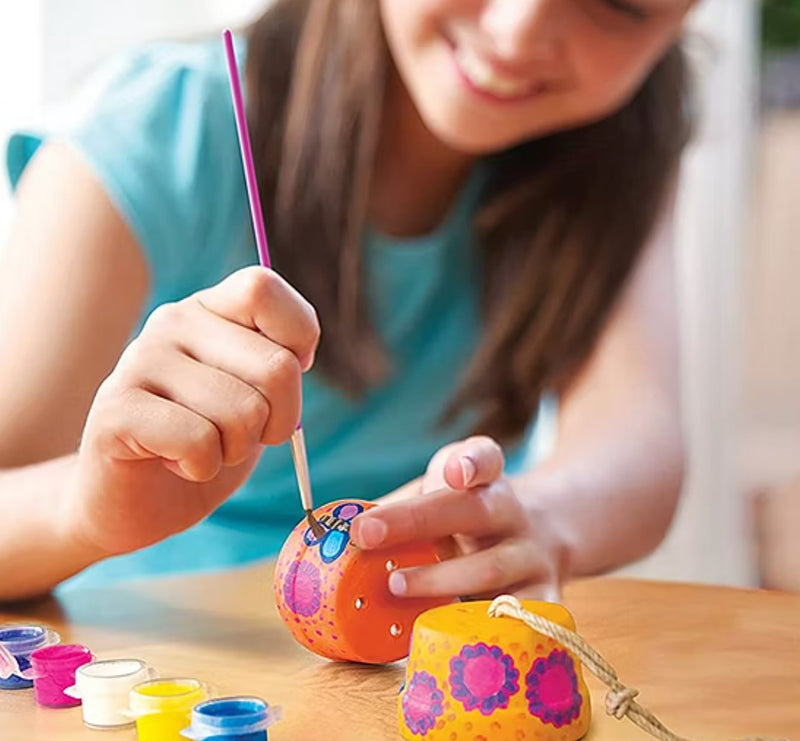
[0,0,797,590]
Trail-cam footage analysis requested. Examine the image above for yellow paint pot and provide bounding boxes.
[129,678,208,741]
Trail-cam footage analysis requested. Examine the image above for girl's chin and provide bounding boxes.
[421,114,538,155]
[412,93,557,154]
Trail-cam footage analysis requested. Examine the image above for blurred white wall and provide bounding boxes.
[0,0,760,586]
[0,0,266,236]
[0,3,43,239]
[40,0,267,105]
[619,0,759,586]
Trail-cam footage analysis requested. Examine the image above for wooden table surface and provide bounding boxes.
[0,565,798,741]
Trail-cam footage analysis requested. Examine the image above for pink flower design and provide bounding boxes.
[283,561,322,617]
[402,671,444,735]
[525,649,582,727]
[449,643,520,716]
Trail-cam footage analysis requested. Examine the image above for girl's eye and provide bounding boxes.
[600,0,652,21]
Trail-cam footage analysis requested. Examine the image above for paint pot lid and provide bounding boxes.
[75,659,151,691]
[30,644,92,668]
[0,625,50,654]
[182,697,282,739]
[130,678,206,715]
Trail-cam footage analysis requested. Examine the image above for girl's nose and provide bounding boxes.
[479,0,562,66]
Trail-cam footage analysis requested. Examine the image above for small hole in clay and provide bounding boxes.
[385,560,397,572]
[390,623,403,637]
[355,597,366,610]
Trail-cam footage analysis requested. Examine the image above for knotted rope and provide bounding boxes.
[488,595,793,741]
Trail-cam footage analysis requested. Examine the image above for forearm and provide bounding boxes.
[513,388,684,580]
[512,193,686,580]
[0,454,104,602]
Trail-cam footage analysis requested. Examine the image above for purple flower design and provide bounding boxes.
[525,649,583,728]
[402,671,444,736]
[449,643,520,716]
[283,560,322,617]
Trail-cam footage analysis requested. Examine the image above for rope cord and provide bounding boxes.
[488,595,793,741]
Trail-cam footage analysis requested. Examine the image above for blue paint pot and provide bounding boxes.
[181,697,282,741]
[0,625,59,690]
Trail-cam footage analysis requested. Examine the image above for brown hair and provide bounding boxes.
[247,0,692,443]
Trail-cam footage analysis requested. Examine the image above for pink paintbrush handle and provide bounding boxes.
[223,29,271,270]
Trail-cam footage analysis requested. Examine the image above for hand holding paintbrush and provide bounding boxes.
[56,33,325,568]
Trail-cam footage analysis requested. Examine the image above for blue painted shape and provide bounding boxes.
[300,501,364,564]
[319,530,349,563]
[303,527,323,547]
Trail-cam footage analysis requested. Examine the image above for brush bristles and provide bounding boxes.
[306,509,325,539]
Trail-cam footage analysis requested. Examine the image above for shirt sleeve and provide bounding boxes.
[5,42,248,303]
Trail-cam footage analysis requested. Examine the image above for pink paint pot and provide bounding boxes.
[29,644,94,708]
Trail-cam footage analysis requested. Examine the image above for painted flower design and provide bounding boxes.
[283,560,322,617]
[449,643,520,716]
[303,502,364,564]
[401,671,444,736]
[525,649,583,727]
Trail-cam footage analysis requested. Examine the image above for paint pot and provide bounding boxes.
[181,696,282,741]
[130,678,208,741]
[398,600,591,741]
[274,499,451,664]
[64,658,157,728]
[0,624,60,690]
[29,643,93,707]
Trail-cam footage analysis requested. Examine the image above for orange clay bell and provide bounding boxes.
[274,500,451,664]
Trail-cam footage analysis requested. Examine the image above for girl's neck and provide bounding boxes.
[369,65,475,239]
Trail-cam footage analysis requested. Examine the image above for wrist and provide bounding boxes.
[55,459,111,570]
[512,465,580,584]
[0,454,108,601]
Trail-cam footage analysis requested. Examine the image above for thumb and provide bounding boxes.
[440,436,505,491]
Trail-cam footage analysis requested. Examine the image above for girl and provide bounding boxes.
[0,0,694,602]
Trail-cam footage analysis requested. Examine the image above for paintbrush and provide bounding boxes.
[223,29,325,540]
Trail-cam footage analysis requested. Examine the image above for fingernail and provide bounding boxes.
[389,571,407,596]
[460,456,477,488]
[300,351,316,372]
[356,518,387,548]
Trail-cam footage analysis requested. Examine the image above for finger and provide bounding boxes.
[512,581,561,603]
[193,266,320,370]
[387,538,550,599]
[150,299,301,392]
[442,436,505,490]
[374,477,422,506]
[132,314,303,446]
[133,350,277,465]
[93,386,223,482]
[350,482,523,550]
[458,573,562,603]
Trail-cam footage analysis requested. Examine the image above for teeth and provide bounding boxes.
[454,46,532,98]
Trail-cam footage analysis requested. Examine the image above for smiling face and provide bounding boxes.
[380,0,694,153]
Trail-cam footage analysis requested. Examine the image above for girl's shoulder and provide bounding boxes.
[6,36,251,308]
[65,37,242,144]
[93,36,237,95]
